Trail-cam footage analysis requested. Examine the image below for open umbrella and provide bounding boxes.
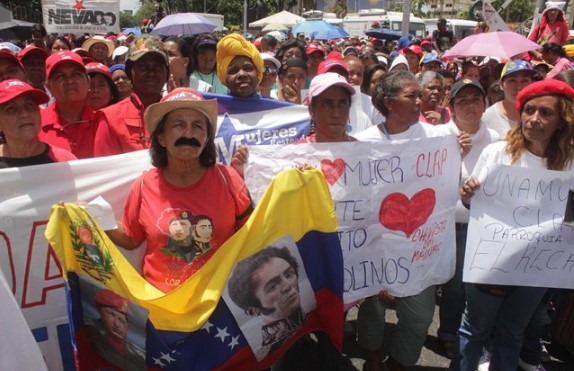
[267,31,287,43]
[151,13,216,36]
[442,31,541,59]
[364,28,404,41]
[262,23,289,32]
[292,20,349,40]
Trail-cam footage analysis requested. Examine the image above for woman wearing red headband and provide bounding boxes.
[453,79,574,371]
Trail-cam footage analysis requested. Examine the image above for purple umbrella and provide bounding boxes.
[151,13,217,36]
[442,31,541,59]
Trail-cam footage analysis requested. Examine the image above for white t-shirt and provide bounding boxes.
[446,120,500,222]
[348,89,375,135]
[482,102,517,139]
[472,141,548,180]
[355,121,451,143]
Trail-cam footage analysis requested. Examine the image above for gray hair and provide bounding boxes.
[418,71,444,89]
[372,70,418,117]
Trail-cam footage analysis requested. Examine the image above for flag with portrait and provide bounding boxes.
[45,169,343,370]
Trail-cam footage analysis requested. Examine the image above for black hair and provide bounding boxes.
[164,36,194,76]
[275,39,308,63]
[542,42,567,58]
[227,246,299,312]
[31,24,47,38]
[47,35,72,52]
[361,63,387,94]
[88,71,120,106]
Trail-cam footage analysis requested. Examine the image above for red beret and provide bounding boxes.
[515,79,574,113]
[95,289,129,315]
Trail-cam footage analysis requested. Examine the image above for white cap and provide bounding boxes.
[261,52,280,69]
[546,1,566,10]
[112,46,129,60]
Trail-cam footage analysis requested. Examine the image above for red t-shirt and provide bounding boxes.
[39,103,97,159]
[122,165,253,292]
[93,94,151,157]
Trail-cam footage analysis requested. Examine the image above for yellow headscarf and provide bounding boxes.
[216,34,264,86]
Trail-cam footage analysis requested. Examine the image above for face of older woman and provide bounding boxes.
[0,95,42,143]
[521,95,562,154]
[310,86,350,139]
[421,78,444,108]
[88,74,112,110]
[386,79,421,127]
[158,108,209,161]
[226,56,259,97]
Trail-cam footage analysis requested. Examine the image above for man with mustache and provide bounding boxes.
[104,88,253,293]
[94,36,169,157]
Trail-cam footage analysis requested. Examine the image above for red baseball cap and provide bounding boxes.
[0,50,24,70]
[318,59,349,75]
[85,62,112,78]
[306,42,325,56]
[46,51,86,79]
[0,79,49,105]
[402,45,423,57]
[18,46,48,62]
[327,51,343,60]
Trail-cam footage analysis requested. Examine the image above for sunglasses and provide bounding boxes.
[263,66,278,75]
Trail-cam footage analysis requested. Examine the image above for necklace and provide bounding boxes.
[378,122,391,140]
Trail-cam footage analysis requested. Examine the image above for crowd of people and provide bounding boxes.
[2,1,574,370]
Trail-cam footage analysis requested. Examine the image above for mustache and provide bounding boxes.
[174,137,201,147]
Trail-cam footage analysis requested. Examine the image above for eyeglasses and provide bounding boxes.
[263,66,278,75]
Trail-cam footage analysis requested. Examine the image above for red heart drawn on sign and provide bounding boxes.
[379,188,436,238]
[321,159,345,186]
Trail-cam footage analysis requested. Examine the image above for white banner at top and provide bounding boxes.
[42,0,120,35]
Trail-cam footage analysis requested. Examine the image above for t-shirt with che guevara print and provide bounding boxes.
[122,165,253,292]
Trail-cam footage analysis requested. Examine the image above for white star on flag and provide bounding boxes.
[202,320,214,333]
[153,357,166,367]
[160,351,177,364]
[215,326,230,343]
[228,335,240,350]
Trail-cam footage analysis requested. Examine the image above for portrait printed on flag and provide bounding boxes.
[80,277,148,371]
[223,235,317,360]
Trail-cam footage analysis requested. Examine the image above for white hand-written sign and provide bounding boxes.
[245,137,461,302]
[464,164,574,288]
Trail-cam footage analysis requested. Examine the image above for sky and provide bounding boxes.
[120,0,141,12]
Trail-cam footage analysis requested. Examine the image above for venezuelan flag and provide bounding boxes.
[45,169,343,370]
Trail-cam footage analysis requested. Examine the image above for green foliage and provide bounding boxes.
[487,0,534,23]
[412,0,429,18]
[134,0,156,24]
[120,11,137,29]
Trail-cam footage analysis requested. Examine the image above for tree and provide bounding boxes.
[134,0,156,26]
[120,11,137,29]
[412,0,429,18]
[469,0,534,23]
